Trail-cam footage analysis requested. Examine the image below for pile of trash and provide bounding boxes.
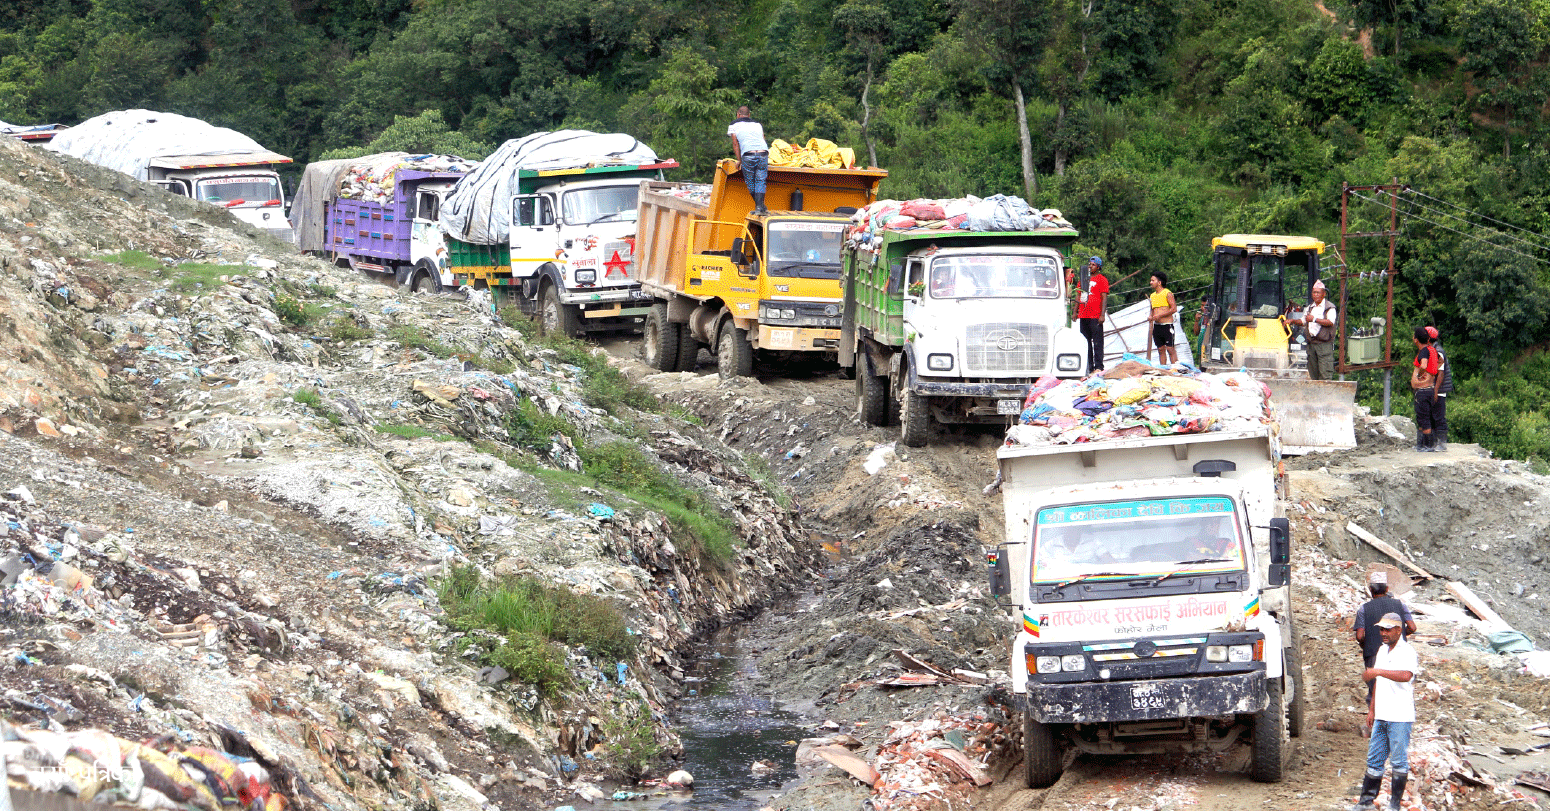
[3,721,295,811]
[866,714,1002,811]
[846,195,1072,254]
[768,138,854,169]
[657,184,711,205]
[336,153,477,203]
[1005,361,1277,446]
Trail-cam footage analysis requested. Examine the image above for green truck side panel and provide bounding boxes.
[447,237,509,270]
[845,229,1079,347]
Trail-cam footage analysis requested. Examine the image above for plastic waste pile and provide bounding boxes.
[660,184,711,205]
[336,154,477,203]
[768,138,854,169]
[1004,359,1277,447]
[847,195,1072,255]
[2,721,292,811]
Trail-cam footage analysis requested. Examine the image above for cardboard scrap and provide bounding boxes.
[811,744,879,786]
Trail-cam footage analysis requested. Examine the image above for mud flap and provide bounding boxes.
[1030,672,1268,724]
[1263,378,1357,454]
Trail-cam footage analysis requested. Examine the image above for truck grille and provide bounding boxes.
[1084,637,1204,679]
[965,323,1048,373]
[601,239,635,280]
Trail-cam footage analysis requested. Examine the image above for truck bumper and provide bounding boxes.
[561,287,652,306]
[757,326,840,352]
[1028,671,1268,724]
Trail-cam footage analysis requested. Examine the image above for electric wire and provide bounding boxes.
[1384,190,1550,255]
[1403,188,1550,253]
[1347,190,1550,267]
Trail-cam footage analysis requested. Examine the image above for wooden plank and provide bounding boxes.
[1346,522,1435,580]
[1445,581,1512,632]
[811,745,880,786]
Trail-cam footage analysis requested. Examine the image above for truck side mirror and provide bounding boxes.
[731,237,745,261]
[886,262,904,296]
[987,546,1011,598]
[1267,517,1290,586]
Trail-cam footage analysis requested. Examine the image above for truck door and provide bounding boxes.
[510,194,556,280]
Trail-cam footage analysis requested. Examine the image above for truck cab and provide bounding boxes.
[408,179,459,290]
[842,230,1088,446]
[148,156,293,243]
[720,211,851,351]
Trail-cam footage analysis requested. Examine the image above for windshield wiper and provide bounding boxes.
[585,211,628,225]
[1048,571,1132,591]
[1148,559,1234,587]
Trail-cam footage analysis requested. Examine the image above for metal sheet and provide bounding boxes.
[1263,378,1358,452]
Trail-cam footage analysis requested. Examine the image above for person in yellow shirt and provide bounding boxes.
[1148,272,1179,365]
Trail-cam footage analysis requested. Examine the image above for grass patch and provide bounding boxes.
[327,316,373,342]
[667,404,704,426]
[504,398,583,453]
[498,305,538,337]
[274,293,309,327]
[292,387,341,425]
[168,262,242,294]
[579,441,737,564]
[375,423,459,442]
[539,335,659,415]
[440,565,635,695]
[600,699,665,780]
[100,249,164,271]
[742,452,791,509]
[389,324,459,358]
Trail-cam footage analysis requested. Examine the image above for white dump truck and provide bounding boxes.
[986,383,1302,787]
[47,110,294,242]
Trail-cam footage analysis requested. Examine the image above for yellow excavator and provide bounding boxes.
[1199,234,1358,454]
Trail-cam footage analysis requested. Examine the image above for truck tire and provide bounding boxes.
[1023,710,1063,788]
[1250,675,1289,783]
[1286,640,1306,738]
[674,328,700,372]
[858,357,888,427]
[413,270,440,295]
[717,325,754,379]
[643,305,681,371]
[541,284,580,338]
[898,387,933,447]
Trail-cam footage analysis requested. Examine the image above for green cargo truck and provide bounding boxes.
[839,226,1088,446]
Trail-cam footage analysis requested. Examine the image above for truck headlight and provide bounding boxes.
[1035,656,1061,674]
[927,353,954,371]
[1228,644,1254,662]
[1056,353,1081,372]
[824,304,840,317]
[1206,645,1227,662]
[781,308,797,319]
[575,270,596,283]
[1061,654,1086,672]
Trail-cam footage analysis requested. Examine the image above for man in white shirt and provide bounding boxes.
[1351,613,1418,811]
[1296,280,1338,380]
[727,106,770,216]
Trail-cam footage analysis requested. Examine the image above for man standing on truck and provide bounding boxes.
[1353,571,1414,712]
[1068,256,1109,373]
[1351,613,1419,811]
[1296,280,1338,380]
[1148,272,1179,366]
[727,106,770,216]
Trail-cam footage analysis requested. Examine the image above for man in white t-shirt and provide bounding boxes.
[1351,612,1418,811]
[1296,280,1338,380]
[727,106,770,215]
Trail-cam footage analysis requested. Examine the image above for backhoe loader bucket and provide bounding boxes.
[1264,378,1358,454]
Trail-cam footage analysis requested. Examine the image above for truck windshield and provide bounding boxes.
[929,254,1061,299]
[767,221,846,278]
[562,185,638,225]
[1031,497,1246,585]
[196,177,282,207]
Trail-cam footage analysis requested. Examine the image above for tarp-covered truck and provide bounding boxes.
[291,153,476,293]
[839,205,1087,446]
[47,110,294,242]
[987,372,1302,787]
[440,131,677,337]
[632,160,887,377]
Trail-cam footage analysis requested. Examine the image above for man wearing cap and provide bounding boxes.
[1353,571,1415,709]
[1412,325,1452,452]
[1067,256,1109,373]
[1296,280,1338,380]
[1351,612,1420,811]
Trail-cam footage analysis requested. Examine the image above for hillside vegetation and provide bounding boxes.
[4,0,1550,458]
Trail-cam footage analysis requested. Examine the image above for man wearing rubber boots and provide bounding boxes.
[1350,613,1419,811]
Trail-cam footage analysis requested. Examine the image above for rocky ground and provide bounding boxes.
[5,132,1550,811]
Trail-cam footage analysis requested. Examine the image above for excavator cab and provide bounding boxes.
[1202,234,1356,454]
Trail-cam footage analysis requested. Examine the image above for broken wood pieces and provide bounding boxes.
[1445,581,1512,632]
[810,744,880,786]
[1346,521,1434,580]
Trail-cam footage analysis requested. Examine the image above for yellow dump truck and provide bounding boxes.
[633,159,887,377]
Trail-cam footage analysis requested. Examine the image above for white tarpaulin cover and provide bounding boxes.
[45,110,282,181]
[440,130,656,246]
[1101,298,1195,368]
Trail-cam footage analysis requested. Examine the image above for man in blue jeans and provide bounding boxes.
[1351,612,1418,810]
[727,105,770,215]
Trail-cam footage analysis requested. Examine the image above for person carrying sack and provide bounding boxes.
[1297,280,1338,380]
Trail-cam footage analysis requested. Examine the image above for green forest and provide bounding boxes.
[5,0,1550,460]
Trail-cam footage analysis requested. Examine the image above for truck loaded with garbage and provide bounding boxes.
[986,362,1303,788]
[290,152,478,293]
[46,109,295,242]
[439,130,678,337]
[632,141,887,377]
[839,196,1088,446]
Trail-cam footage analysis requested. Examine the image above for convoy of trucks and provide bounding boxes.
[987,410,1302,787]
[46,110,295,242]
[632,160,887,376]
[839,224,1089,446]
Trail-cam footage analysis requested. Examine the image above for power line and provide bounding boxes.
[1387,190,1550,255]
[1404,188,1550,253]
[1348,191,1550,267]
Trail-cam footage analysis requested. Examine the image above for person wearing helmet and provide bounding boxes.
[1067,256,1108,373]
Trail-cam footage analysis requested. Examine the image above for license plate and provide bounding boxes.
[997,399,1023,415]
[1130,684,1167,710]
[631,290,653,300]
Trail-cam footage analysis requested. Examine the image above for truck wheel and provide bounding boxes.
[858,357,888,427]
[644,305,681,371]
[541,284,580,338]
[898,387,934,447]
[1250,675,1289,782]
[674,327,700,372]
[716,325,754,379]
[1023,710,1063,788]
[413,271,440,295]
[1286,641,1306,738]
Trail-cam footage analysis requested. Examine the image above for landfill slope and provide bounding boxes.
[0,134,824,811]
[633,350,1550,811]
